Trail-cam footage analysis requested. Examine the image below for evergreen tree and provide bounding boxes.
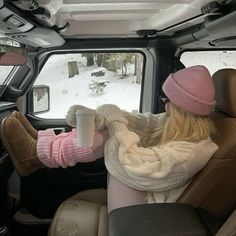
[88,80,109,94]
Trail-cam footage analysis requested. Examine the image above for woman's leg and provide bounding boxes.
[37,129,108,168]
[12,111,38,139]
[0,116,44,176]
[1,116,108,176]
[107,175,146,213]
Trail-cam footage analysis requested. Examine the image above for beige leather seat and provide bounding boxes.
[48,68,236,235]
[216,209,236,236]
[48,189,107,236]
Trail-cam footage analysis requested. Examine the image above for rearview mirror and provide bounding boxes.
[0,45,28,66]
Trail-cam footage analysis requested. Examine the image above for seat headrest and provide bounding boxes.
[212,68,236,118]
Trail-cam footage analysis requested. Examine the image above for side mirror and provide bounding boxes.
[0,45,28,66]
[31,85,50,114]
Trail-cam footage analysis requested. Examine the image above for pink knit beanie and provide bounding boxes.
[162,65,216,116]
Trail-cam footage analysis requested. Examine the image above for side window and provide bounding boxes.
[0,38,20,84]
[0,66,13,84]
[180,51,236,75]
[33,52,144,118]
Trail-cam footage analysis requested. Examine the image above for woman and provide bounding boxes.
[0,65,218,212]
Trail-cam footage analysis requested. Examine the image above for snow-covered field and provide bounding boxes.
[35,54,141,118]
[181,51,236,74]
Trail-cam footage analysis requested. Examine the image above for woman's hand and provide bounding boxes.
[66,104,128,131]
[96,104,128,128]
[66,105,94,127]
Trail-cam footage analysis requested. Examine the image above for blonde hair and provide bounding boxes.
[161,102,216,144]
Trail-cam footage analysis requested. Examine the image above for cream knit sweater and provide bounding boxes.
[96,105,219,203]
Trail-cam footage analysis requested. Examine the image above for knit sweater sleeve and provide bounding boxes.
[108,122,189,178]
[105,120,218,191]
[96,104,167,146]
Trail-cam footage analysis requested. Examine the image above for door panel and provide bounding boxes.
[21,115,107,218]
[21,158,107,218]
[0,104,19,226]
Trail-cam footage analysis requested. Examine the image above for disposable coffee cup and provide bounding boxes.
[75,109,95,147]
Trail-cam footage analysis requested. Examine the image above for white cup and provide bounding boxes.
[75,109,95,147]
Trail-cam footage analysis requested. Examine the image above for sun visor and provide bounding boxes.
[7,27,65,48]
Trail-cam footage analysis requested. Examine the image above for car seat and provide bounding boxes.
[178,68,236,221]
[48,188,107,236]
[48,68,236,236]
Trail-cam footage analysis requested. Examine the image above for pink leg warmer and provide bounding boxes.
[37,129,108,168]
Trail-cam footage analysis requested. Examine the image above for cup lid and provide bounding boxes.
[75,108,95,116]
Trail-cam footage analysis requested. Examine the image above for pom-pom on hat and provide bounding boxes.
[162,65,216,116]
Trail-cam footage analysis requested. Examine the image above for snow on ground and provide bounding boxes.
[180,51,236,75]
[35,54,141,118]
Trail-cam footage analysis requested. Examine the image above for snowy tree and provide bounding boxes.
[120,53,134,77]
[86,53,94,67]
[134,53,143,84]
[102,53,135,77]
[95,53,104,67]
[88,80,109,94]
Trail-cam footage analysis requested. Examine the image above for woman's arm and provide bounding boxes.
[66,104,167,142]
[96,104,167,145]
[105,119,218,192]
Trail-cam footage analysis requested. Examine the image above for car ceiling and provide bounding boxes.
[24,0,220,37]
[36,0,213,38]
[0,0,236,48]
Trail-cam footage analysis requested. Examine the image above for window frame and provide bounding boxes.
[27,49,147,118]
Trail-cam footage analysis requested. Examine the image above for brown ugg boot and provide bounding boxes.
[12,111,38,139]
[0,116,45,176]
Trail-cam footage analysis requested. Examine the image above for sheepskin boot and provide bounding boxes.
[0,116,45,176]
[12,111,38,139]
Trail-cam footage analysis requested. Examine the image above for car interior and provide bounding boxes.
[0,0,236,235]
